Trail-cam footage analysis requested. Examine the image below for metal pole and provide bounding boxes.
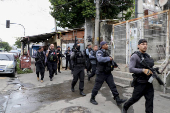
[126,21,129,65]
[54,19,57,32]
[112,25,114,59]
[121,1,123,21]
[95,0,100,46]
[10,23,25,36]
[28,37,30,56]
[164,11,170,93]
[135,0,138,18]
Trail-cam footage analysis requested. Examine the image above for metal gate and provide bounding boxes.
[113,9,170,93]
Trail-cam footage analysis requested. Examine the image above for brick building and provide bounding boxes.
[61,28,84,44]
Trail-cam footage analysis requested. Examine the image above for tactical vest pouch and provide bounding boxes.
[96,63,104,72]
[35,58,38,62]
[104,62,112,73]
[48,51,57,61]
[76,58,85,64]
[50,55,54,61]
[131,74,138,87]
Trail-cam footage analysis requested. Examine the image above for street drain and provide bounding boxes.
[7,81,12,82]
[10,78,15,80]
[60,106,91,113]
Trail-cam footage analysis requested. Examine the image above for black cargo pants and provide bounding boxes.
[91,72,119,98]
[124,82,154,113]
[36,62,45,80]
[48,61,57,78]
[88,64,96,78]
[71,66,85,91]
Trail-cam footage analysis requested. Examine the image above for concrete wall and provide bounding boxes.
[100,21,112,55]
[113,24,127,64]
[143,13,167,61]
[84,18,94,47]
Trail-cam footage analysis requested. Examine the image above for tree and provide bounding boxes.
[14,37,22,48]
[49,0,134,28]
[0,42,12,52]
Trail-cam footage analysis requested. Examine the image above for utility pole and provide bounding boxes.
[95,0,100,46]
[135,0,138,18]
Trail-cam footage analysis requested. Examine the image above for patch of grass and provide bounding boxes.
[16,58,33,74]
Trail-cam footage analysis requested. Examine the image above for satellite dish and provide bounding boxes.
[159,0,168,6]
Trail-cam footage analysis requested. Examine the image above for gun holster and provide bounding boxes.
[131,74,138,87]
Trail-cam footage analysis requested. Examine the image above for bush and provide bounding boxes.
[16,58,33,74]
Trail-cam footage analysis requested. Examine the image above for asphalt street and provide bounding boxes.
[0,69,170,113]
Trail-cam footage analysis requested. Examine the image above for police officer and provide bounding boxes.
[71,43,86,96]
[34,46,45,83]
[43,47,48,70]
[86,44,92,74]
[90,41,126,105]
[122,39,154,113]
[56,46,64,74]
[64,46,72,70]
[46,44,58,81]
[32,50,37,66]
[71,45,76,74]
[88,45,98,81]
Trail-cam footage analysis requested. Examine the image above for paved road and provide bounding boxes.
[0,69,170,113]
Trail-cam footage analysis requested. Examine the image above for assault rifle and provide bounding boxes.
[110,56,120,70]
[141,57,164,86]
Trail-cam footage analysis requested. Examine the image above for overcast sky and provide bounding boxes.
[0,0,55,46]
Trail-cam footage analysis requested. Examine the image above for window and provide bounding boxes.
[0,54,13,61]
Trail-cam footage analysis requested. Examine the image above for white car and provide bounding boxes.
[0,53,17,77]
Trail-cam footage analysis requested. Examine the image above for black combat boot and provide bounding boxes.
[50,78,53,81]
[90,96,98,105]
[80,91,86,96]
[122,104,127,113]
[115,96,127,106]
[71,86,75,92]
[88,76,91,81]
[55,72,57,75]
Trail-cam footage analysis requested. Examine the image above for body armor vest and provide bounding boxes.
[96,50,113,73]
[133,51,154,81]
[74,51,85,65]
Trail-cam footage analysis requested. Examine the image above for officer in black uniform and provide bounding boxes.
[71,45,75,74]
[64,46,72,70]
[46,44,58,81]
[122,39,154,113]
[56,46,64,74]
[85,44,92,74]
[88,45,98,81]
[90,41,126,105]
[34,46,45,83]
[71,43,86,96]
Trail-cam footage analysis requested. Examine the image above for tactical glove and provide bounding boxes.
[143,69,153,76]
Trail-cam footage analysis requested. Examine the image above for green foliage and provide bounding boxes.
[49,0,134,28]
[124,7,135,20]
[16,58,33,74]
[0,42,12,51]
[14,37,22,48]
